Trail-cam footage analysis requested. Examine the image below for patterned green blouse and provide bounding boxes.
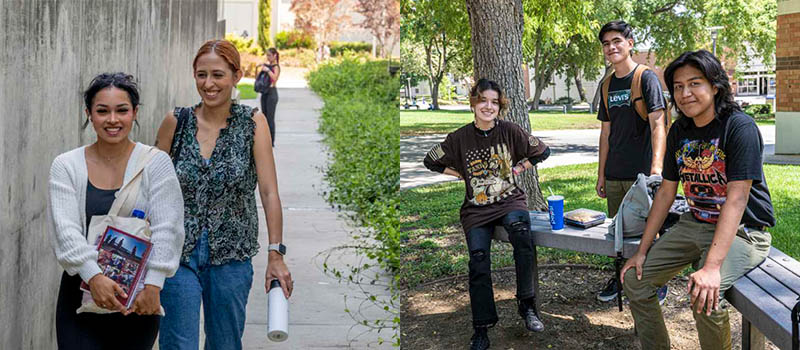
[171,102,260,265]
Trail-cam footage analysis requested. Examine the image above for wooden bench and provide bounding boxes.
[491,211,800,350]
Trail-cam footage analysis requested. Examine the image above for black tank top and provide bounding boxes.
[85,180,118,234]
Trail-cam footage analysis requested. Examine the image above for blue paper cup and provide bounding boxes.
[547,195,565,232]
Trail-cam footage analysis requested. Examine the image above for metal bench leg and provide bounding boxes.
[742,317,765,350]
[532,245,540,314]
[615,252,623,312]
[792,300,800,350]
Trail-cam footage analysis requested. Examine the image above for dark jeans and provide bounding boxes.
[56,272,160,350]
[260,87,278,146]
[466,210,536,327]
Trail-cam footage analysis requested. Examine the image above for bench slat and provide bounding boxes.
[768,247,800,281]
[759,256,800,300]
[740,266,800,311]
[728,275,793,350]
[493,218,642,258]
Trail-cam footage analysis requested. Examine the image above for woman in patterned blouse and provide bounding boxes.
[154,40,292,350]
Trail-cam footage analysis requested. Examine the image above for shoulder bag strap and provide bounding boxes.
[109,146,159,216]
[170,107,191,165]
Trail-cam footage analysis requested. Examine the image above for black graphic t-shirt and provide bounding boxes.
[598,67,665,180]
[423,120,550,233]
[663,111,774,227]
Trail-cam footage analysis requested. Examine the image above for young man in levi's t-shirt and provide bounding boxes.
[595,20,670,304]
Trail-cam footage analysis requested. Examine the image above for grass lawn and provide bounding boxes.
[400,109,600,136]
[236,83,258,100]
[398,163,800,288]
[400,109,775,136]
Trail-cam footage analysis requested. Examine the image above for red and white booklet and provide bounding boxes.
[80,226,152,309]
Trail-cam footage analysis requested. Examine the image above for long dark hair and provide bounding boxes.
[268,47,280,66]
[82,72,140,130]
[469,78,509,117]
[663,50,740,119]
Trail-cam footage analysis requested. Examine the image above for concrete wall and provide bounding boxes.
[0,1,223,348]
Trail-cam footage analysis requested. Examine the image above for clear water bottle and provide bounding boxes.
[267,279,289,341]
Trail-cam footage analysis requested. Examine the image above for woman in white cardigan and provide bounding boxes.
[48,73,184,350]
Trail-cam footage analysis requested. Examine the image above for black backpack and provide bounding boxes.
[254,66,272,93]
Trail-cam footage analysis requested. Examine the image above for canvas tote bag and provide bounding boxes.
[77,146,165,315]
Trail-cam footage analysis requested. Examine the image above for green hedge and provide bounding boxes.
[329,41,372,56]
[744,103,773,119]
[308,55,401,277]
[275,30,315,50]
[225,33,263,56]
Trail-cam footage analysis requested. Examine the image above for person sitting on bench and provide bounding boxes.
[423,78,551,350]
[621,50,774,350]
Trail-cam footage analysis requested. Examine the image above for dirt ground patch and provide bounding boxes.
[401,267,777,349]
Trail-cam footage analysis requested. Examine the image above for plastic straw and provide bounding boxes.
[548,186,555,198]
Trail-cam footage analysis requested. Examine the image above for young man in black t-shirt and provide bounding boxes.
[595,20,669,303]
[621,50,773,350]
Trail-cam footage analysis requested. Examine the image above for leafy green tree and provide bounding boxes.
[258,0,272,50]
[524,0,776,112]
[522,0,597,110]
[401,0,471,110]
[599,0,776,67]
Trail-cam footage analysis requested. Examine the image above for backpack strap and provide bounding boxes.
[169,107,191,165]
[631,65,673,130]
[630,64,650,121]
[601,70,614,119]
[109,146,160,217]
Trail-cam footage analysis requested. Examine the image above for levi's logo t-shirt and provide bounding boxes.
[607,89,632,108]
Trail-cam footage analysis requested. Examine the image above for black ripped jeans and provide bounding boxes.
[465,210,536,327]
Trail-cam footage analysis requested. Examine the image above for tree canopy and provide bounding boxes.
[400,0,471,109]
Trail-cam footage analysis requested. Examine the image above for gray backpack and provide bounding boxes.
[609,173,688,254]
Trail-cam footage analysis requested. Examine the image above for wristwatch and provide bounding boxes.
[268,243,287,256]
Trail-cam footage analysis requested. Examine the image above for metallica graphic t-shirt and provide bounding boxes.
[423,120,550,233]
[597,67,665,180]
[662,111,774,228]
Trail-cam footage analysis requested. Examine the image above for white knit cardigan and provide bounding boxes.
[48,142,185,288]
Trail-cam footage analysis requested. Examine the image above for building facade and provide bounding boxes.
[777,0,800,154]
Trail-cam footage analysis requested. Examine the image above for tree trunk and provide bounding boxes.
[465,0,546,211]
[431,78,440,110]
[531,84,544,110]
[570,63,586,102]
[575,74,587,103]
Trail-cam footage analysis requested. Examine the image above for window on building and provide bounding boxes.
[737,78,758,96]
[768,77,776,95]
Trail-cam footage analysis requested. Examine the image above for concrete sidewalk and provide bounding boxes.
[236,89,394,349]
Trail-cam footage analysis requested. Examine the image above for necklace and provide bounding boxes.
[474,119,496,137]
[92,142,132,164]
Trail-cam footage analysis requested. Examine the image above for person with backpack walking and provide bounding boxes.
[621,49,773,350]
[423,79,551,350]
[594,20,670,304]
[154,40,292,350]
[49,73,185,349]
